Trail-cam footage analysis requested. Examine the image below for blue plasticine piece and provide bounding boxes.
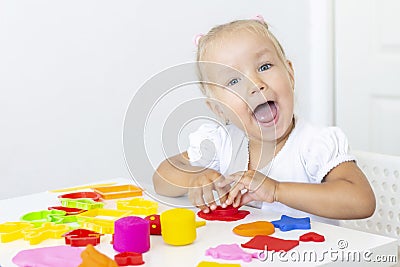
[271,215,311,231]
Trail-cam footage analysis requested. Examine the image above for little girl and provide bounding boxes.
[152,16,375,222]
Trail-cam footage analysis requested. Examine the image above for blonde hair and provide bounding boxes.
[196,19,289,96]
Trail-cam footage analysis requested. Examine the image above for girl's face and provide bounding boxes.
[202,29,295,143]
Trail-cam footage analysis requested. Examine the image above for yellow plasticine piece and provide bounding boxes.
[197,261,241,267]
[60,198,104,210]
[116,198,158,215]
[22,222,70,245]
[0,222,34,243]
[77,209,132,224]
[81,220,114,234]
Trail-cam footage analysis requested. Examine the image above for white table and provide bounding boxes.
[0,178,398,267]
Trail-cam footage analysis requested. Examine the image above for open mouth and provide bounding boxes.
[253,101,278,125]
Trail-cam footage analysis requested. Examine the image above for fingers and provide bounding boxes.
[215,184,230,208]
[239,192,255,206]
[232,192,242,208]
[188,188,209,213]
[203,183,217,210]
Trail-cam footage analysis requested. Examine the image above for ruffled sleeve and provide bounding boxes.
[187,123,222,172]
[300,127,356,183]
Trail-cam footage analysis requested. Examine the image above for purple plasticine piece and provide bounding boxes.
[205,244,258,262]
[271,215,311,231]
[12,245,84,267]
[113,216,150,253]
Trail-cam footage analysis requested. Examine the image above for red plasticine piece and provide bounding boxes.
[63,229,102,247]
[197,205,250,221]
[114,252,144,266]
[299,232,325,242]
[241,235,299,252]
[48,206,86,215]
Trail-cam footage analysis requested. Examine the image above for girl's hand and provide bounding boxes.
[187,169,231,213]
[219,170,279,207]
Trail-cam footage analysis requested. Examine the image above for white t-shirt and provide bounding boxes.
[187,117,356,224]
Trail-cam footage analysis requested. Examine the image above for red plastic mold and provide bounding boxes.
[48,206,86,215]
[63,229,102,247]
[114,252,144,266]
[58,192,102,201]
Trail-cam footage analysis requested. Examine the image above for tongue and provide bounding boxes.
[254,102,277,123]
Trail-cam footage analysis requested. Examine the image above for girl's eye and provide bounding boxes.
[258,63,272,72]
[227,78,240,86]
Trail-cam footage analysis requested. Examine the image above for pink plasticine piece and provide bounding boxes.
[12,245,84,267]
[205,244,258,262]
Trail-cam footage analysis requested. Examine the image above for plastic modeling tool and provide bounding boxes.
[93,184,143,199]
[22,222,70,245]
[58,191,102,201]
[117,197,158,215]
[20,210,67,226]
[205,244,258,262]
[144,214,161,235]
[48,206,86,215]
[60,198,105,210]
[81,220,114,234]
[77,208,132,223]
[197,261,241,267]
[63,228,102,247]
[0,222,34,243]
[114,252,145,266]
[197,205,250,221]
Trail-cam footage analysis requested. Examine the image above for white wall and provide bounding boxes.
[0,0,332,199]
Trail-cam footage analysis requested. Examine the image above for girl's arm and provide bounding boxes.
[223,161,375,219]
[153,152,232,212]
[276,161,375,219]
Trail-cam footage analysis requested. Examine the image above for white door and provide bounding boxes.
[335,0,400,156]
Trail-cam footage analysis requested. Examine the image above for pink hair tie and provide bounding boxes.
[253,14,265,23]
[193,34,204,46]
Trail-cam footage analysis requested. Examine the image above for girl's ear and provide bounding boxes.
[286,60,295,89]
[206,99,226,120]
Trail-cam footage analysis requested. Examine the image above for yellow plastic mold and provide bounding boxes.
[22,222,70,245]
[81,220,114,234]
[0,222,34,243]
[116,198,158,215]
[60,198,104,210]
[93,184,143,200]
[77,208,132,224]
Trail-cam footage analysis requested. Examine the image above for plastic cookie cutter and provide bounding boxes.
[60,198,105,210]
[21,222,70,245]
[114,252,145,266]
[63,228,103,247]
[48,206,86,215]
[197,261,241,267]
[20,210,67,227]
[205,244,258,262]
[81,220,114,234]
[116,198,158,215]
[0,222,34,243]
[58,191,102,202]
[93,184,143,199]
[77,208,132,224]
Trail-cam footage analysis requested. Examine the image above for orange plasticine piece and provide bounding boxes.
[232,221,275,237]
[79,244,118,267]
